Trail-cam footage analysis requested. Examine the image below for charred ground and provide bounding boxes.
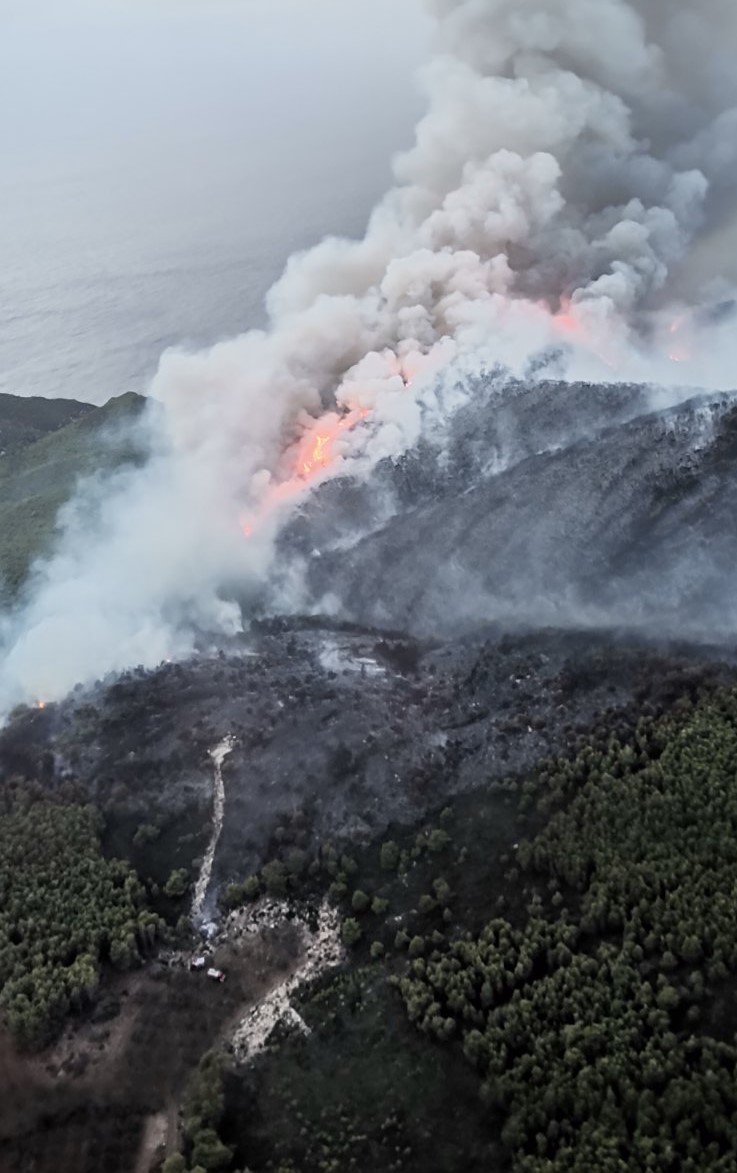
[289,378,737,641]
[5,620,733,896]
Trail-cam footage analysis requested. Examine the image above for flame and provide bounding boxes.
[550,297,619,371]
[236,306,700,556]
[300,431,332,478]
[294,406,371,484]
[36,700,46,710]
[237,403,373,543]
[234,310,645,554]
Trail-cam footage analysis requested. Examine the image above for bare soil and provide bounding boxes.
[0,920,301,1173]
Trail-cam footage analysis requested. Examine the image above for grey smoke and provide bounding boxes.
[2,0,737,712]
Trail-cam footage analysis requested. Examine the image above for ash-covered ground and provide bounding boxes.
[287,377,737,639]
[4,619,733,915]
[4,377,737,910]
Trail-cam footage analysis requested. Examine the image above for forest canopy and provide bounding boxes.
[398,690,737,1172]
[0,794,161,1048]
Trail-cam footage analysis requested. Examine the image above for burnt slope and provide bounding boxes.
[293,381,737,639]
[3,622,732,902]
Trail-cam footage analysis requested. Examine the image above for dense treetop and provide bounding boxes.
[398,689,737,1172]
[0,794,161,1048]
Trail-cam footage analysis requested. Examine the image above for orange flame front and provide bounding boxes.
[239,404,372,541]
[294,406,371,484]
[300,432,332,478]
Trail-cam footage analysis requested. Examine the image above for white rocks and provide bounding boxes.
[230,899,343,1062]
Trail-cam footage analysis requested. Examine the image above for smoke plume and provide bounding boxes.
[2,0,737,712]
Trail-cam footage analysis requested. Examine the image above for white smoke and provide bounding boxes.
[3,0,737,713]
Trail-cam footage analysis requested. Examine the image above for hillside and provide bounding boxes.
[1,622,736,1173]
[290,379,737,642]
[0,394,97,458]
[0,392,146,600]
[2,379,737,1172]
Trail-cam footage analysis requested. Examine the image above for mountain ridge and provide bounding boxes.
[0,391,145,601]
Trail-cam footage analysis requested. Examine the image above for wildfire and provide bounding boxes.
[300,431,332,478]
[552,298,581,339]
[294,406,371,483]
[549,297,619,371]
[667,313,692,363]
[238,403,373,542]
[35,700,46,710]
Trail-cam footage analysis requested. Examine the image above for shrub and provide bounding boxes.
[133,822,160,847]
[427,828,450,854]
[341,918,362,947]
[351,889,370,913]
[164,868,190,899]
[162,1156,187,1173]
[261,860,289,897]
[380,840,400,871]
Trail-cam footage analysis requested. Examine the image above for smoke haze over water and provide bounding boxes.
[2,0,737,713]
[0,0,429,404]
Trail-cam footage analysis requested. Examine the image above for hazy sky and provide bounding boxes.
[0,0,432,401]
[1,0,431,169]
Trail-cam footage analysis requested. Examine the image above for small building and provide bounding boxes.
[207,967,226,983]
[190,956,207,971]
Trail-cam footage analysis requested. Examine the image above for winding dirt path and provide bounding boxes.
[133,1110,168,1173]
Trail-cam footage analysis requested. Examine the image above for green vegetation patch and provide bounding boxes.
[176,1050,233,1171]
[0,391,145,600]
[0,794,161,1048]
[0,392,96,457]
[228,967,494,1173]
[399,690,737,1172]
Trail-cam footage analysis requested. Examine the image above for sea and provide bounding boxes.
[0,0,429,405]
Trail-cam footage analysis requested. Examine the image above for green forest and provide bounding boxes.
[0,791,162,1048]
[397,690,737,1172]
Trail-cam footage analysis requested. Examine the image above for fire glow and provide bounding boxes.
[550,297,621,371]
[293,405,371,482]
[239,404,372,540]
[668,313,692,364]
[236,299,698,548]
[237,352,427,544]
